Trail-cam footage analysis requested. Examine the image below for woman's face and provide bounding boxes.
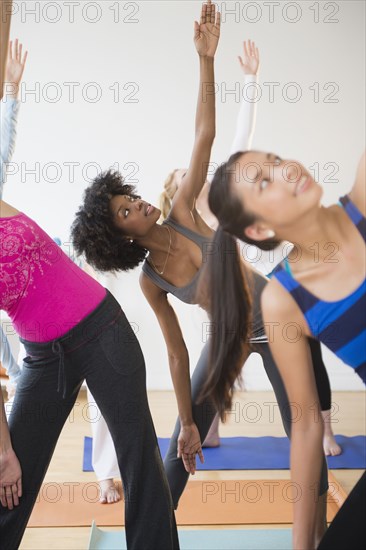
[109,194,161,238]
[230,151,323,230]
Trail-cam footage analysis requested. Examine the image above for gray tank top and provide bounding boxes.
[142,217,268,342]
[142,217,209,305]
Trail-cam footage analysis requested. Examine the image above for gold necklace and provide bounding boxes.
[149,225,172,275]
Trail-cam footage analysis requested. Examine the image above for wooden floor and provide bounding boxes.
[6,390,365,549]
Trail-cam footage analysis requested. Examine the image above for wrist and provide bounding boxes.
[0,437,13,454]
[199,54,215,62]
[3,82,20,99]
[180,417,194,427]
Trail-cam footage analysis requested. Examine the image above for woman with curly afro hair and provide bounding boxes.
[71,173,147,273]
[71,23,330,526]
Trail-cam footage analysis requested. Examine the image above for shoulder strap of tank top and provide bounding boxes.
[339,194,366,243]
[163,216,208,248]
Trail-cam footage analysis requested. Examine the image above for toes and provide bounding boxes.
[330,445,342,456]
[106,487,121,504]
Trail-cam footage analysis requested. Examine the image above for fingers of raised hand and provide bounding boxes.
[243,40,249,59]
[200,3,207,25]
[208,2,216,24]
[215,11,221,30]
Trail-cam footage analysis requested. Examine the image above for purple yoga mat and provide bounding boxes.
[83,435,366,471]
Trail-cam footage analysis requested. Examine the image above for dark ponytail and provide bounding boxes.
[198,226,252,420]
[199,152,281,418]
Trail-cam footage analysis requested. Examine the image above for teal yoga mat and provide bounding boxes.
[88,522,292,550]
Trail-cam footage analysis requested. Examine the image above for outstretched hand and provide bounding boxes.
[5,39,28,95]
[194,1,221,58]
[177,423,204,475]
[238,39,260,76]
[0,447,22,510]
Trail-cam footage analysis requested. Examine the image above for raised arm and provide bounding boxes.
[0,1,12,100]
[262,281,324,550]
[171,1,220,217]
[349,149,365,216]
[229,40,260,156]
[184,40,260,231]
[140,273,204,474]
[0,39,27,198]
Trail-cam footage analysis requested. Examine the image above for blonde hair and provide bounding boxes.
[159,170,178,222]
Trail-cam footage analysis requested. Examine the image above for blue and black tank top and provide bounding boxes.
[272,195,366,384]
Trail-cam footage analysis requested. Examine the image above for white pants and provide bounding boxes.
[86,387,120,481]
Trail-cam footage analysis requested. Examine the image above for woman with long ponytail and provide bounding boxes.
[207,146,365,549]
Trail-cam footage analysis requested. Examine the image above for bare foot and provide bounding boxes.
[321,409,342,456]
[202,414,221,448]
[202,435,220,448]
[99,479,121,504]
[323,434,342,456]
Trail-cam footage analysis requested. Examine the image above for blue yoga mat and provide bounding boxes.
[88,522,292,550]
[83,435,366,472]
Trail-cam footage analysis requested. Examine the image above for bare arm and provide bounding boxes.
[140,272,204,474]
[0,40,28,198]
[171,1,220,217]
[194,40,260,230]
[0,385,22,509]
[0,1,12,100]
[262,281,324,550]
[349,149,365,216]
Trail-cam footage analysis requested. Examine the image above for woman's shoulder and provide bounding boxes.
[262,277,302,317]
[349,150,365,216]
[0,200,20,218]
[166,209,213,239]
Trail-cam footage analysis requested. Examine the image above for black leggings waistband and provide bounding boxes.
[19,289,122,398]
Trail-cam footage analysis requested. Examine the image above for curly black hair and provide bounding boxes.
[71,170,147,272]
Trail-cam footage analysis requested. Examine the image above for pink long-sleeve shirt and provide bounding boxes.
[0,212,106,342]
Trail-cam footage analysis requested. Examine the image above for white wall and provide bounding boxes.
[2,1,365,390]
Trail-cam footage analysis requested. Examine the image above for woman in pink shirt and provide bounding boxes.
[0,47,178,550]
